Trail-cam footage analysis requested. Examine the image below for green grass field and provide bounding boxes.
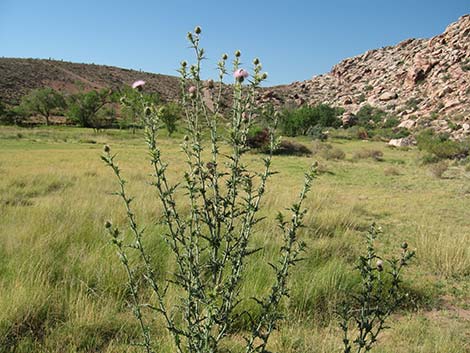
[0,126,469,352]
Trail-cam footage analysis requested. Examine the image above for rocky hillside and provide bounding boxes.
[0,58,181,104]
[262,15,470,138]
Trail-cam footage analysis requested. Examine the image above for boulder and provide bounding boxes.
[379,92,398,101]
[398,119,416,129]
[388,137,415,147]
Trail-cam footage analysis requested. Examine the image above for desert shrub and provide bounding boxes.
[354,104,386,129]
[416,129,469,160]
[311,142,345,160]
[271,140,312,156]
[356,127,369,140]
[354,149,384,161]
[429,160,449,178]
[279,104,342,137]
[246,126,269,149]
[382,116,400,128]
[404,97,422,111]
[384,167,400,176]
[323,147,346,160]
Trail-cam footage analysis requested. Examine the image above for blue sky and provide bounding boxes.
[0,0,468,85]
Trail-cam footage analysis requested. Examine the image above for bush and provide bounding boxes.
[416,130,469,160]
[354,105,386,129]
[272,140,312,156]
[279,104,342,137]
[312,142,346,160]
[384,167,400,176]
[429,161,449,178]
[354,149,384,161]
[246,126,270,149]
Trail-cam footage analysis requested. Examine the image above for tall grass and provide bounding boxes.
[0,127,469,352]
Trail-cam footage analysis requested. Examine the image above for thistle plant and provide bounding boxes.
[337,224,415,353]
[102,26,316,353]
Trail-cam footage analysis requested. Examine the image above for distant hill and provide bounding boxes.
[0,58,181,104]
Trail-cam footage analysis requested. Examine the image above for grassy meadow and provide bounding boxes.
[0,125,469,352]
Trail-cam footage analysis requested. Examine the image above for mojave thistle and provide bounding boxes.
[102,26,316,353]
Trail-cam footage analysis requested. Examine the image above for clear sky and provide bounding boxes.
[0,0,468,85]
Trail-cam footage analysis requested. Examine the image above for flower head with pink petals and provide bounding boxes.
[233,69,249,82]
[132,80,146,90]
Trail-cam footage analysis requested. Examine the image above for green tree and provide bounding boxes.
[18,87,66,125]
[158,102,181,136]
[67,88,115,128]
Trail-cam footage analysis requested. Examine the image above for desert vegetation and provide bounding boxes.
[0,26,469,353]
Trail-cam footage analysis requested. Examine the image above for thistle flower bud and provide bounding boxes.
[145,106,152,116]
[105,220,112,229]
[253,58,260,65]
[194,26,202,34]
[401,242,408,250]
[181,60,187,67]
[103,145,110,153]
[187,32,193,41]
[261,72,268,80]
[183,135,189,142]
[222,53,228,60]
[206,79,214,89]
[235,50,241,57]
[376,259,384,272]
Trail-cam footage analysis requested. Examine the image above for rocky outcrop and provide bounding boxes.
[263,15,470,138]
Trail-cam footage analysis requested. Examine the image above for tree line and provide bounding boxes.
[0,86,181,135]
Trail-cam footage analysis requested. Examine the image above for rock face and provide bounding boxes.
[263,15,470,137]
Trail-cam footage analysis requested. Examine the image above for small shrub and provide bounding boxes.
[321,147,346,160]
[382,116,400,128]
[272,140,312,156]
[429,161,448,178]
[246,126,269,149]
[354,105,386,129]
[354,149,384,161]
[384,167,400,176]
[416,129,469,160]
[356,127,369,140]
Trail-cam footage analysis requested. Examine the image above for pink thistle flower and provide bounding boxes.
[132,80,146,90]
[188,86,197,94]
[233,69,249,82]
